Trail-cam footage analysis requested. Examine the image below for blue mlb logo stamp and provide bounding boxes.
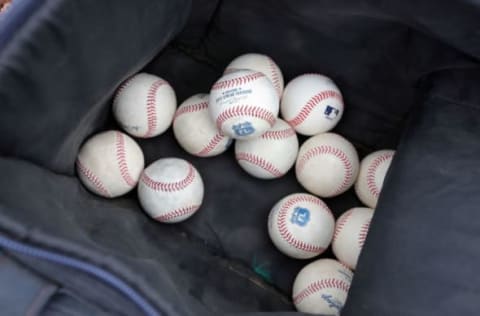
[232,121,255,136]
[290,207,310,226]
[324,105,340,120]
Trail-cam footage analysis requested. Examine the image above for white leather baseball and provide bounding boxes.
[332,207,374,270]
[113,72,177,138]
[138,158,204,223]
[292,258,353,315]
[267,193,334,259]
[76,130,144,198]
[296,133,359,198]
[235,119,298,179]
[209,69,279,139]
[224,53,284,97]
[173,93,232,157]
[355,150,395,208]
[281,74,344,136]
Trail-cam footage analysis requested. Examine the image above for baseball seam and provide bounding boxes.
[293,278,351,305]
[358,219,371,248]
[333,209,354,242]
[144,80,167,138]
[267,57,282,96]
[261,127,296,140]
[277,195,333,253]
[211,72,265,90]
[366,152,394,198]
[197,134,225,157]
[113,76,135,106]
[216,105,276,132]
[76,159,111,197]
[173,101,208,121]
[141,164,195,192]
[287,90,342,128]
[297,145,354,196]
[115,132,136,187]
[155,205,199,222]
[236,152,283,177]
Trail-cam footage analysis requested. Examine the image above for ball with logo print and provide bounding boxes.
[281,74,344,136]
[267,193,335,259]
[292,258,353,315]
[209,69,279,139]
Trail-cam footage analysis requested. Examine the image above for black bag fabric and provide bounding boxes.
[1,0,480,315]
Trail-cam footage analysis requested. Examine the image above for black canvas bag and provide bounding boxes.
[1,0,480,315]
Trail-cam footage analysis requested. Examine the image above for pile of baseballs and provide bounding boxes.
[75,53,395,315]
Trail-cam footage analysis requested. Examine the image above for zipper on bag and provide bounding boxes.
[0,234,161,316]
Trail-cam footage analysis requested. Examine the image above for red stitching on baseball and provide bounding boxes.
[141,164,195,192]
[358,219,371,248]
[333,209,354,242]
[268,57,282,96]
[115,132,136,187]
[276,195,333,253]
[144,80,167,138]
[155,205,199,222]
[366,152,394,198]
[113,75,135,105]
[197,134,225,157]
[216,105,276,131]
[293,278,351,305]
[76,159,111,197]
[261,126,295,140]
[287,90,342,127]
[173,101,208,121]
[296,145,353,196]
[211,71,265,90]
[236,152,283,177]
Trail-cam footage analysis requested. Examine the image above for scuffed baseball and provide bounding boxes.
[113,73,177,138]
[292,258,353,315]
[296,133,359,198]
[224,53,284,97]
[332,207,374,270]
[173,94,232,157]
[138,158,204,223]
[76,130,144,198]
[235,118,298,179]
[355,150,395,208]
[209,69,279,139]
[281,74,344,136]
[268,193,334,259]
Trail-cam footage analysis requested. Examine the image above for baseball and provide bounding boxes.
[281,74,344,136]
[292,258,353,315]
[332,207,374,270]
[267,193,334,259]
[355,150,395,208]
[235,118,298,179]
[113,72,177,138]
[173,93,232,157]
[76,130,144,198]
[224,53,284,98]
[296,133,359,198]
[138,158,204,223]
[209,69,279,139]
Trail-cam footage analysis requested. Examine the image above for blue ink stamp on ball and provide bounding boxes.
[290,207,310,226]
[321,294,343,311]
[232,121,255,136]
[324,105,340,120]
